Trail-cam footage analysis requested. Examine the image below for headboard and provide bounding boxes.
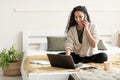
[22,32,65,52]
[99,34,113,44]
[22,31,113,52]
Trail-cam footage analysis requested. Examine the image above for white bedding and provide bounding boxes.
[98,46,120,54]
[21,50,75,80]
[21,32,120,80]
[69,70,120,80]
[21,47,120,80]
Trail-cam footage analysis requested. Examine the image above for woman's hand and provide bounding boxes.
[83,19,89,31]
[66,48,71,55]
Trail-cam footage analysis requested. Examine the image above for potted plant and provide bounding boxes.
[0,45,23,76]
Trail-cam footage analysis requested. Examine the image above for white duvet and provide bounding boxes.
[21,46,120,80]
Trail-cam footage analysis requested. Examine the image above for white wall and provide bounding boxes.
[0,0,120,51]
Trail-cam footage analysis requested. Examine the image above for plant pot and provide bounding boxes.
[2,61,21,76]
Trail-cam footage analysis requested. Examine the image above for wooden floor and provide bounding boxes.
[0,68,22,80]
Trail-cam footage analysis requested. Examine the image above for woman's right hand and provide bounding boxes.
[66,48,71,55]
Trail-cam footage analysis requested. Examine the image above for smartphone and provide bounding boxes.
[84,14,87,21]
[83,14,87,26]
[80,66,97,70]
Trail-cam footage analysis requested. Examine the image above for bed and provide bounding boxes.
[21,31,120,80]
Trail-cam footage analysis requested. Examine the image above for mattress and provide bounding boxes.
[21,50,77,80]
[21,48,120,80]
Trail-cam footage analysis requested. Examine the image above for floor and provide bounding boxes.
[0,68,22,80]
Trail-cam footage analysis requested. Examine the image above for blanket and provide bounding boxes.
[23,55,81,75]
[68,53,120,80]
[68,70,120,80]
[23,53,120,76]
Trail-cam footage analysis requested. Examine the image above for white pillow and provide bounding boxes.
[39,37,47,51]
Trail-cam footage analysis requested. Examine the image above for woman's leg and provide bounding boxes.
[83,52,108,63]
[59,52,108,63]
[59,52,82,64]
[70,52,83,64]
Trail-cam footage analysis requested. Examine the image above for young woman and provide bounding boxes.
[60,5,107,64]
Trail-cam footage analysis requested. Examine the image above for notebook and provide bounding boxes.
[30,60,50,65]
[47,54,82,69]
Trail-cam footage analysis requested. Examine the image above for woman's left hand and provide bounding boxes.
[83,19,89,31]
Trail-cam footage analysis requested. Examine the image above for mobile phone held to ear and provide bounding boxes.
[84,15,87,21]
[83,15,87,26]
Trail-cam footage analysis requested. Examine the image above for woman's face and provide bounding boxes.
[74,11,85,25]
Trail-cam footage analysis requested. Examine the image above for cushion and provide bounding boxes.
[47,36,66,51]
[97,39,107,50]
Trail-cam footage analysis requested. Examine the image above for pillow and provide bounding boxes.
[97,39,107,50]
[47,36,66,51]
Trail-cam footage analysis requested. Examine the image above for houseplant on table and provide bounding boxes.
[0,45,23,76]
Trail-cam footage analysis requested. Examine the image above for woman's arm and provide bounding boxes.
[83,20,98,48]
[85,29,96,47]
[65,28,74,55]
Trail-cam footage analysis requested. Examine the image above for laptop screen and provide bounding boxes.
[47,54,75,69]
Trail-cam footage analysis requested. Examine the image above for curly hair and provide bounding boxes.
[66,5,91,32]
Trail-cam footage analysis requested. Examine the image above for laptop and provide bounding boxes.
[47,54,82,69]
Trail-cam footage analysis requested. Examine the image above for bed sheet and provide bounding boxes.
[21,47,120,80]
[21,50,73,80]
[68,47,120,80]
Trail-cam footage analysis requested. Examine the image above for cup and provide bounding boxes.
[104,61,112,71]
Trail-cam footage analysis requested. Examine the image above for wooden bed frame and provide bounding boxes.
[22,31,113,51]
[21,31,114,80]
[22,31,66,52]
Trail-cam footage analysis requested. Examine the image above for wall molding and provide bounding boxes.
[14,8,120,13]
